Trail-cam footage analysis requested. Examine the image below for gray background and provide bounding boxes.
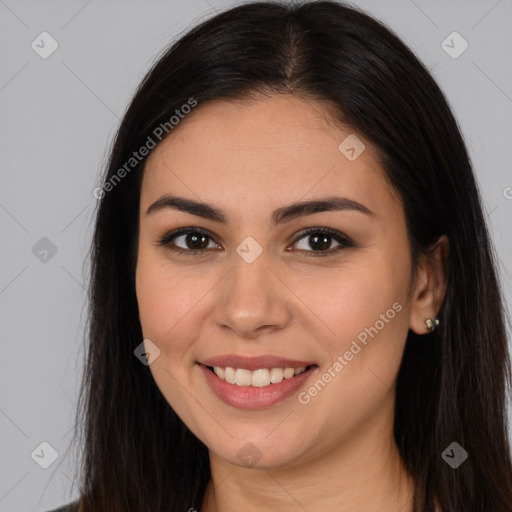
[1,0,511,510]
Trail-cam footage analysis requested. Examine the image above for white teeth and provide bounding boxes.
[270,368,284,384]
[213,366,225,379]
[283,367,295,379]
[235,369,252,386]
[251,369,270,387]
[224,367,236,384]
[211,366,308,387]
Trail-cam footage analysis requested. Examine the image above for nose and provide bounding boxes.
[213,251,292,339]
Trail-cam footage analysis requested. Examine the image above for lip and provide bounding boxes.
[198,362,319,410]
[199,354,317,371]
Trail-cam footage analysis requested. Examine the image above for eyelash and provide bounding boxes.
[156,226,355,258]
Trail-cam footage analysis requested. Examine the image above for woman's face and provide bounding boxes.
[135,94,419,470]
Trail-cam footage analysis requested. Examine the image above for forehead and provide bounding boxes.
[141,94,396,219]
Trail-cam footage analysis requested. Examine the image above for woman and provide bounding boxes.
[50,1,512,511]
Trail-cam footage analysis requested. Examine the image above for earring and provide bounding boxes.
[425,317,440,333]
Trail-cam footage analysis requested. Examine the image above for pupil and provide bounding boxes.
[310,234,330,251]
[186,233,208,250]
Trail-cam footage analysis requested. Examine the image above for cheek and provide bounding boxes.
[302,245,411,378]
[135,251,204,425]
[294,259,410,437]
[135,248,190,351]
[135,252,169,340]
[301,259,408,342]
[135,248,218,366]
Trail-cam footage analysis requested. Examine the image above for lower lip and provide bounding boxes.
[198,363,318,409]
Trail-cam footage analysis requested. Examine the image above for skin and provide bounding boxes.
[135,94,448,512]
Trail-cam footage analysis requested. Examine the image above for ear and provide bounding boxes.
[409,235,449,335]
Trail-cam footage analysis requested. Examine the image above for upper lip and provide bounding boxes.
[199,355,317,371]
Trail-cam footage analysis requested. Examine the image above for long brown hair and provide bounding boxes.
[69,1,512,510]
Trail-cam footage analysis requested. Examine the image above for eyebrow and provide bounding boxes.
[146,194,375,225]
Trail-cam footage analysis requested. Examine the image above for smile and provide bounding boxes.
[209,365,309,387]
[198,362,319,409]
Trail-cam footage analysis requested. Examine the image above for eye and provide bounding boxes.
[289,227,354,257]
[156,226,354,257]
[156,227,219,257]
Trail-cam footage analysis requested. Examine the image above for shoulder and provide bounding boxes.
[45,501,79,512]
